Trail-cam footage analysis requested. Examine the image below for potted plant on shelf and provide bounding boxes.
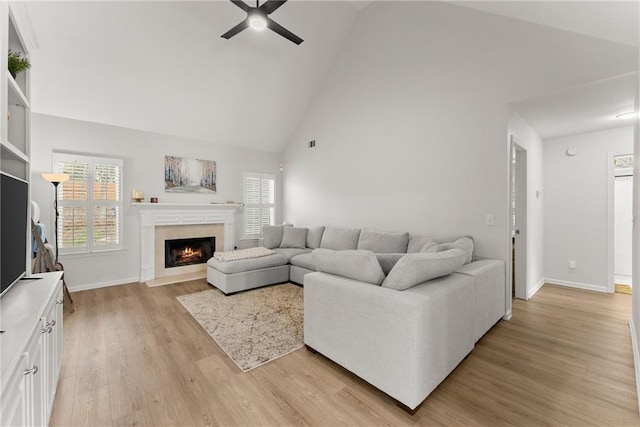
[8,49,30,79]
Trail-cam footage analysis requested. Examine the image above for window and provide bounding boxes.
[243,173,275,239]
[53,152,123,253]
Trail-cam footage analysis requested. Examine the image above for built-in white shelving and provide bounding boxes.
[1,139,29,163]
[7,73,29,108]
[2,2,32,181]
[0,3,54,426]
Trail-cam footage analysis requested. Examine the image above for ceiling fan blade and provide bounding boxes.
[266,17,303,45]
[259,0,287,15]
[221,19,250,39]
[230,0,251,12]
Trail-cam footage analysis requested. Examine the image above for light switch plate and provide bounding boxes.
[485,214,495,226]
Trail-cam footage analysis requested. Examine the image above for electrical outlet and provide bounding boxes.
[485,214,495,226]
[308,140,316,148]
[569,260,576,269]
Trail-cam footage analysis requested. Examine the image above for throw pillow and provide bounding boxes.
[418,239,439,253]
[375,253,405,275]
[381,249,467,291]
[319,227,361,250]
[407,235,435,253]
[311,248,386,285]
[357,229,409,253]
[306,226,325,249]
[280,227,308,249]
[425,236,474,264]
[262,225,284,249]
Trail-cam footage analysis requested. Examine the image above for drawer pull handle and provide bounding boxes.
[24,365,38,375]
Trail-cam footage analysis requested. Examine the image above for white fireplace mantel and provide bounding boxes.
[132,203,242,282]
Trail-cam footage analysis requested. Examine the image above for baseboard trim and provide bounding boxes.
[67,276,140,292]
[630,320,640,414]
[527,279,545,299]
[544,278,608,293]
[502,310,512,321]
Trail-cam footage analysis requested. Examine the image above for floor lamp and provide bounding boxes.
[41,172,74,312]
[41,173,69,262]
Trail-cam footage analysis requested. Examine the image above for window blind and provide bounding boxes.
[243,173,275,239]
[54,153,123,253]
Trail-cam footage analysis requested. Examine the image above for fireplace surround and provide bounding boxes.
[132,202,241,284]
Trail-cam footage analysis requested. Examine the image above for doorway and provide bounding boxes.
[511,138,527,300]
[614,154,633,294]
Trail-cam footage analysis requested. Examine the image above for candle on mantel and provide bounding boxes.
[131,189,144,201]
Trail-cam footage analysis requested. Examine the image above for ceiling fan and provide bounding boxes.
[221,0,303,45]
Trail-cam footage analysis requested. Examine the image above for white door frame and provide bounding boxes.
[607,151,633,293]
[511,137,527,300]
[504,136,513,320]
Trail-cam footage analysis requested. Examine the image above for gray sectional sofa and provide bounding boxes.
[206,225,506,411]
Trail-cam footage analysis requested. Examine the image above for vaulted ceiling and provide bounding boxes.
[28,1,360,152]
[26,1,639,151]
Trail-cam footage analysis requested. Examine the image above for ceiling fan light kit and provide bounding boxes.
[221,0,304,45]
[249,11,267,30]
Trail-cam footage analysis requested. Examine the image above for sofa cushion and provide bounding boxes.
[273,248,313,262]
[407,235,438,253]
[375,253,405,275]
[207,253,288,274]
[311,248,385,285]
[280,227,308,249]
[381,249,467,291]
[320,227,361,250]
[262,225,285,249]
[425,237,474,264]
[290,253,316,271]
[357,229,409,254]
[306,226,325,249]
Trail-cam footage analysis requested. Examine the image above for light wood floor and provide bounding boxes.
[51,281,639,426]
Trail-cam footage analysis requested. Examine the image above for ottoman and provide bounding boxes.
[207,253,289,294]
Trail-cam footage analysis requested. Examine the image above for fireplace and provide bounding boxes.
[165,237,215,269]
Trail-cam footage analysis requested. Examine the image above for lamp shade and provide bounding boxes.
[42,173,70,184]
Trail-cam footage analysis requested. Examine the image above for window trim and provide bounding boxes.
[242,172,276,240]
[53,152,124,255]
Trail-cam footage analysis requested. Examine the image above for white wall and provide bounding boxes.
[615,176,633,278]
[631,84,639,413]
[507,111,545,298]
[544,126,634,291]
[30,113,282,291]
[281,1,634,280]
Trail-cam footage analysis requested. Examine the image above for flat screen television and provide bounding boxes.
[1,172,28,297]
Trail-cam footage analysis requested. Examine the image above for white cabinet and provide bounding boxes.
[25,326,45,427]
[42,283,63,421]
[0,272,64,427]
[1,354,29,427]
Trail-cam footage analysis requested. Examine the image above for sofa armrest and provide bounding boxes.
[304,272,474,410]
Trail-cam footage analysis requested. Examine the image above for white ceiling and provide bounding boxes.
[27,1,360,152]
[449,1,639,139]
[26,1,640,151]
[511,72,638,140]
[454,0,639,47]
